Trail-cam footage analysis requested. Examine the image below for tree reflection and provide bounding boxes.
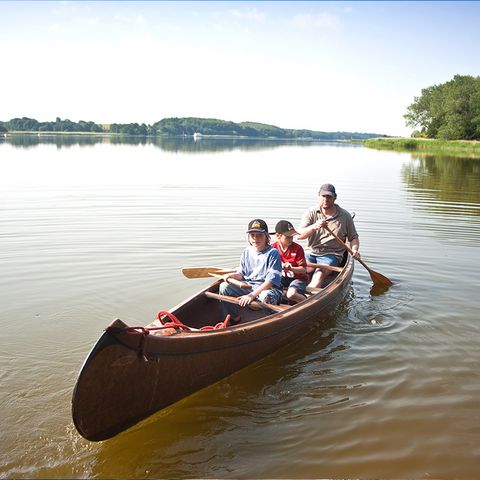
[401,154,480,216]
[1,133,353,153]
[0,134,110,149]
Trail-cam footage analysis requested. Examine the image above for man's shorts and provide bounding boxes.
[306,253,340,267]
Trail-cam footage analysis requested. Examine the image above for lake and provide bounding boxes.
[1,135,479,479]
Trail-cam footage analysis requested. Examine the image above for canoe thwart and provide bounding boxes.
[204,291,288,313]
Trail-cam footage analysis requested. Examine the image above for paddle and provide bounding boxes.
[204,291,288,313]
[182,267,235,279]
[322,224,393,287]
[208,272,252,290]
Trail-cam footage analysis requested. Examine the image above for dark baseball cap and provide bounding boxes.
[319,183,336,196]
[275,220,298,237]
[246,218,268,233]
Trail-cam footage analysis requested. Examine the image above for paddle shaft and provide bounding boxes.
[205,291,287,313]
[208,273,251,289]
[322,223,393,286]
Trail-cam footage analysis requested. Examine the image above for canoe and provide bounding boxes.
[72,255,354,441]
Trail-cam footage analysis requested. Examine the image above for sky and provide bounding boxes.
[1,1,480,137]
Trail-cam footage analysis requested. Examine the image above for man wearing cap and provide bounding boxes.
[219,219,283,323]
[297,183,360,288]
[272,220,308,304]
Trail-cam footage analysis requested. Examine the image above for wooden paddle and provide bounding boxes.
[205,291,288,313]
[322,224,393,286]
[208,272,252,289]
[182,267,235,279]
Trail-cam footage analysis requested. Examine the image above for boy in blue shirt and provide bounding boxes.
[219,219,282,324]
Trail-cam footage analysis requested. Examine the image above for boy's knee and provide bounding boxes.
[219,281,230,296]
[258,289,281,305]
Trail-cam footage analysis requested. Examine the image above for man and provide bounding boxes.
[271,220,308,304]
[297,183,360,288]
[220,219,283,323]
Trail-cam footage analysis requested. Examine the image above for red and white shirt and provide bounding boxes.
[271,241,308,281]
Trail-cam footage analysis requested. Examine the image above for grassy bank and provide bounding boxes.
[363,137,480,158]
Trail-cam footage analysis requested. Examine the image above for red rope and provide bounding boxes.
[106,313,190,361]
[106,311,232,360]
[200,314,232,330]
[157,310,187,327]
[156,311,231,330]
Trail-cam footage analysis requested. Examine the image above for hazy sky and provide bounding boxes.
[2,1,479,136]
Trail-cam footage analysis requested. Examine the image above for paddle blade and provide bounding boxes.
[367,267,393,287]
[182,267,235,279]
[370,283,391,296]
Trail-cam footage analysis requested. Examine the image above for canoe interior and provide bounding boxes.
[172,283,271,329]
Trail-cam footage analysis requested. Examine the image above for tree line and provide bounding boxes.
[152,117,380,140]
[405,74,480,140]
[0,117,103,133]
[0,116,381,140]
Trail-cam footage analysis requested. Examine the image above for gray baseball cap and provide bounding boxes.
[319,183,336,196]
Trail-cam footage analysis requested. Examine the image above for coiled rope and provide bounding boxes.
[106,311,231,361]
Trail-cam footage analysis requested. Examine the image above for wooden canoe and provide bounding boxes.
[72,256,354,441]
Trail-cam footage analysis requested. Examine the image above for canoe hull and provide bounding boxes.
[72,257,353,441]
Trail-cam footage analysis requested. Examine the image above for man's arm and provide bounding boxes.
[296,208,319,239]
[296,222,320,240]
[349,237,360,259]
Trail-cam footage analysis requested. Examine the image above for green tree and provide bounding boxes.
[405,75,480,140]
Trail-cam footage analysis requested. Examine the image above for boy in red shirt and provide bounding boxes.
[271,220,308,303]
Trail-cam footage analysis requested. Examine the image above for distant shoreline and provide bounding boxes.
[0,116,384,140]
[363,137,480,159]
[1,131,360,142]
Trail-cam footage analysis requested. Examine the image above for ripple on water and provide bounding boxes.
[334,280,414,335]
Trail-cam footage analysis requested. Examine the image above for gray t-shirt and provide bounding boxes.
[299,204,358,260]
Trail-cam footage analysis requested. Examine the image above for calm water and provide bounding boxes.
[1,135,479,479]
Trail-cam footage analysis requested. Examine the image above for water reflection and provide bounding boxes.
[0,133,360,153]
[89,316,342,478]
[401,153,480,247]
[402,154,480,213]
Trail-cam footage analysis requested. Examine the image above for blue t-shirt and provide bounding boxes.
[238,245,282,289]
